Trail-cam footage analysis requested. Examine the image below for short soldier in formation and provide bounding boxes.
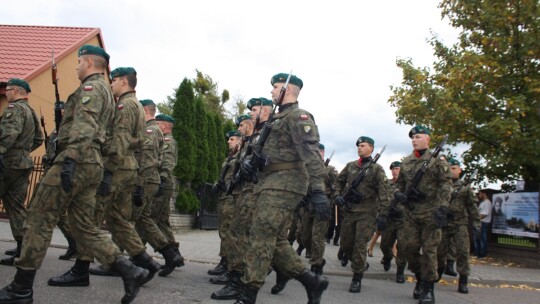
[436,158,480,294]
[334,136,390,293]
[0,45,150,304]
[394,125,452,304]
[235,73,330,303]
[208,129,242,277]
[0,78,44,266]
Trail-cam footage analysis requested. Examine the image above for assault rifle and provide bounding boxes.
[39,107,48,149]
[389,134,449,213]
[340,145,386,209]
[51,49,64,133]
[324,150,335,167]
[450,169,478,202]
[214,144,240,194]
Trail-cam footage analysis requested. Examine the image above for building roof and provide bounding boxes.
[0,25,104,83]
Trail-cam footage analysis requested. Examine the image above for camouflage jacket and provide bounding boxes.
[324,164,338,198]
[134,119,163,186]
[0,98,44,169]
[218,146,239,199]
[159,132,178,189]
[55,73,114,165]
[396,151,453,213]
[448,179,480,228]
[335,158,390,215]
[102,91,145,172]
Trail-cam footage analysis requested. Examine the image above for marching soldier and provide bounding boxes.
[235,74,330,303]
[334,136,390,293]
[394,125,453,304]
[436,158,480,294]
[0,45,150,304]
[0,78,44,266]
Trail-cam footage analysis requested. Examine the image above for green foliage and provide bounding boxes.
[389,0,540,185]
[172,78,197,182]
[193,69,230,115]
[192,97,210,186]
[175,188,200,214]
[156,96,174,116]
[206,112,219,181]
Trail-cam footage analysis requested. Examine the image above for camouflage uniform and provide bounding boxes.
[396,152,452,282]
[0,98,43,251]
[132,119,169,252]
[83,91,146,261]
[381,180,406,270]
[242,103,326,289]
[216,148,239,258]
[301,164,337,267]
[15,73,123,270]
[437,179,480,277]
[336,158,390,275]
[150,132,178,246]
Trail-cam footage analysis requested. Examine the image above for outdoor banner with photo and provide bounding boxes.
[492,192,539,249]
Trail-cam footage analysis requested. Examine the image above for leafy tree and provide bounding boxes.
[172,78,197,183]
[156,96,174,116]
[388,0,540,189]
[192,96,210,186]
[206,112,219,181]
[193,69,230,115]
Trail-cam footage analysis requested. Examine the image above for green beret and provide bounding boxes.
[226,130,242,139]
[356,136,374,146]
[139,99,155,107]
[408,125,431,138]
[247,97,273,110]
[390,161,401,169]
[447,158,460,166]
[78,44,110,63]
[7,78,31,93]
[235,114,252,126]
[318,143,325,150]
[110,67,136,79]
[271,73,303,89]
[156,114,175,124]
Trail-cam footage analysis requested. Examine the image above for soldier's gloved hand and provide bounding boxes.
[240,158,254,177]
[155,177,166,197]
[133,186,144,206]
[433,206,449,228]
[96,169,113,196]
[310,190,331,221]
[334,195,346,207]
[60,157,76,193]
[394,192,408,205]
[376,214,388,232]
[388,205,403,220]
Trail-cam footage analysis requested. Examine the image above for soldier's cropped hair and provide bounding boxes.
[125,74,137,89]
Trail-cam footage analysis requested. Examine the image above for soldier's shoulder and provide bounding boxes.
[291,107,315,122]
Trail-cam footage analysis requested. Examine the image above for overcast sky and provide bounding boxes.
[4,0,464,177]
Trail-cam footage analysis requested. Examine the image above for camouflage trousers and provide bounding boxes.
[340,211,376,274]
[243,189,305,289]
[133,183,169,252]
[301,212,329,266]
[150,184,177,246]
[287,207,301,244]
[15,162,121,270]
[446,233,456,261]
[437,224,470,276]
[217,195,235,257]
[56,211,73,239]
[402,209,442,281]
[381,219,407,268]
[0,168,32,242]
[227,189,257,273]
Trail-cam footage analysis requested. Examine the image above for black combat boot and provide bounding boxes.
[295,269,329,304]
[209,271,230,285]
[270,270,289,295]
[349,273,362,293]
[59,236,77,260]
[296,244,305,256]
[382,256,392,271]
[234,283,259,304]
[48,259,90,287]
[208,256,228,275]
[413,272,423,300]
[458,276,468,294]
[0,268,35,304]
[435,266,445,283]
[211,270,243,300]
[419,280,435,304]
[445,260,457,277]
[396,266,405,283]
[158,244,184,277]
[131,251,161,285]
[0,240,21,266]
[112,256,149,304]
[89,264,121,276]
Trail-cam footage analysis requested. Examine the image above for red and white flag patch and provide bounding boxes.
[146,129,153,134]
[83,86,93,91]
[164,137,170,142]
[300,114,309,120]
[8,104,14,108]
[117,104,124,110]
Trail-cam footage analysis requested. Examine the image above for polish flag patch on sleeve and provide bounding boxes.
[146,129,153,134]
[83,86,93,91]
[8,104,14,108]
[164,137,170,142]
[117,104,124,110]
[300,114,309,120]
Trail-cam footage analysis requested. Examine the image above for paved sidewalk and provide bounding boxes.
[1,219,539,289]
